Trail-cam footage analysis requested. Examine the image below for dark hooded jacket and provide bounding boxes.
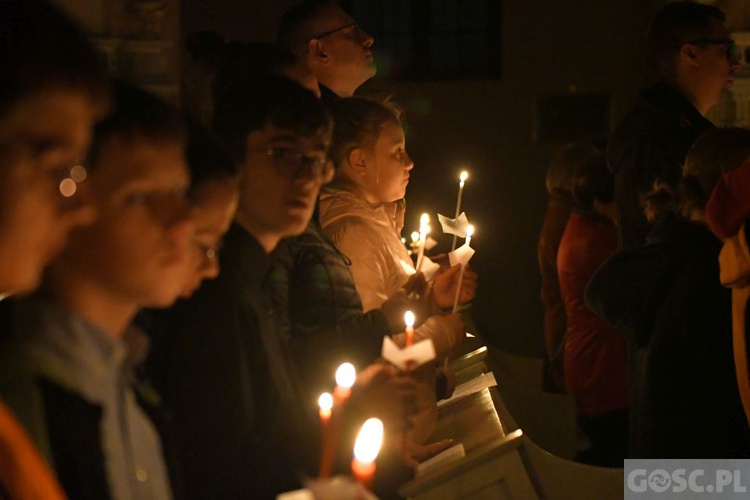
[607,83,713,250]
[585,214,750,457]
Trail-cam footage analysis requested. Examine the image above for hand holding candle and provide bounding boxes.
[351,418,384,490]
[451,171,469,251]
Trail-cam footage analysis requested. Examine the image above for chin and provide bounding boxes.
[0,266,42,297]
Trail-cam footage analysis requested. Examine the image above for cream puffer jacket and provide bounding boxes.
[319,184,459,444]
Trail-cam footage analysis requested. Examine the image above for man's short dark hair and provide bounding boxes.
[212,75,331,165]
[87,82,186,169]
[646,1,726,76]
[276,0,339,54]
[0,0,108,118]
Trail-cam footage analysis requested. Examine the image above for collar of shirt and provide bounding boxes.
[15,297,143,405]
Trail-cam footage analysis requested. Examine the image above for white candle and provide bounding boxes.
[452,225,474,313]
[404,310,415,347]
[351,418,384,489]
[452,171,469,251]
[415,213,430,272]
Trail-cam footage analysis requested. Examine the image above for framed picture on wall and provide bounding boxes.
[342,0,502,80]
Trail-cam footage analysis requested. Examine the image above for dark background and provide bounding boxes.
[181,0,660,357]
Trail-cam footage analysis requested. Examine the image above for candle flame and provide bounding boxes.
[353,418,384,463]
[411,231,420,243]
[318,392,333,411]
[335,363,356,388]
[467,225,475,238]
[404,310,415,328]
[420,213,430,225]
[460,171,469,182]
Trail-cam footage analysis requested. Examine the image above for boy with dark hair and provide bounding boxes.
[0,82,192,500]
[0,0,107,496]
[608,1,739,251]
[148,74,332,499]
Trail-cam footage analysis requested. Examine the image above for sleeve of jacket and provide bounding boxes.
[325,220,392,312]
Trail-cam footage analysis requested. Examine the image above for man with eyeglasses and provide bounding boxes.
[607,1,740,252]
[277,0,376,102]
[595,1,740,460]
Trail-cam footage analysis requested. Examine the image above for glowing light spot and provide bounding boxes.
[318,392,333,412]
[59,178,77,197]
[353,418,384,463]
[70,165,87,182]
[335,363,356,389]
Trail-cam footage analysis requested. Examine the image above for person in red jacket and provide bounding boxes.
[557,152,628,467]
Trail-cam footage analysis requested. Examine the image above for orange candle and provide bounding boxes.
[333,362,356,404]
[318,392,333,424]
[404,310,415,347]
[320,363,356,479]
[351,418,384,490]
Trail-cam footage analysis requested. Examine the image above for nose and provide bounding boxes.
[730,57,741,73]
[361,29,374,48]
[403,151,414,170]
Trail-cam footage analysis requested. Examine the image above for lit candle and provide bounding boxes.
[410,231,420,255]
[318,392,333,424]
[351,418,384,490]
[415,213,430,272]
[320,364,357,479]
[334,362,356,403]
[452,225,474,313]
[404,311,415,347]
[452,170,469,251]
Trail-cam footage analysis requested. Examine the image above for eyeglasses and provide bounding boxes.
[312,22,358,40]
[686,37,740,61]
[193,240,220,269]
[249,147,334,183]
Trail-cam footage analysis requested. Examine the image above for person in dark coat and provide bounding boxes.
[607,1,738,251]
[557,152,628,466]
[585,128,750,458]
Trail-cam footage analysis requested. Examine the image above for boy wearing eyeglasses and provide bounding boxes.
[146,75,333,499]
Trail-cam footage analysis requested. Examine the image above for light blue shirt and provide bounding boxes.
[16,298,172,500]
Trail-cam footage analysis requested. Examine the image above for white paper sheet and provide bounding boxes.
[437,372,497,407]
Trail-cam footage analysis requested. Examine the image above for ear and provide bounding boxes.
[680,43,700,66]
[347,148,367,176]
[308,39,329,64]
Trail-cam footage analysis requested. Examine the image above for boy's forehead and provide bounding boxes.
[94,134,188,186]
